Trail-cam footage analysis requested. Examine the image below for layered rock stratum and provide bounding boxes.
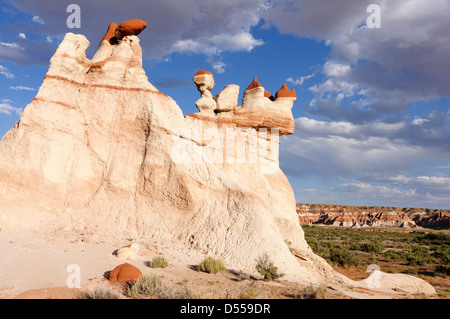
[0,28,436,296]
[297,204,450,229]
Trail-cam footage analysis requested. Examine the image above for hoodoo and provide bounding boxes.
[0,22,436,297]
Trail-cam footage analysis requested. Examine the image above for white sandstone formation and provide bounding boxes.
[193,70,216,114]
[115,243,140,259]
[214,84,239,113]
[0,30,435,296]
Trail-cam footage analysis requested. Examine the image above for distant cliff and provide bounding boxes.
[297,203,450,230]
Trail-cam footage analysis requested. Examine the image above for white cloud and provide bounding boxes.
[411,118,430,126]
[417,176,450,185]
[18,33,26,39]
[31,15,44,24]
[10,86,35,91]
[0,42,22,49]
[211,61,226,74]
[170,31,263,56]
[0,65,15,79]
[263,0,450,122]
[282,116,449,180]
[9,0,267,61]
[434,164,450,169]
[323,61,350,77]
[0,103,22,116]
[286,73,314,86]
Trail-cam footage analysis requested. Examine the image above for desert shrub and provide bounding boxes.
[435,265,450,276]
[405,247,434,266]
[175,286,203,299]
[79,287,121,299]
[240,288,259,299]
[382,250,404,261]
[358,241,384,253]
[127,274,202,299]
[432,248,450,265]
[197,257,226,274]
[149,255,169,268]
[255,253,284,281]
[415,233,450,246]
[126,274,170,299]
[297,284,327,299]
[327,244,362,267]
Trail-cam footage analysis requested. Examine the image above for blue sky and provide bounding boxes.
[1,0,449,209]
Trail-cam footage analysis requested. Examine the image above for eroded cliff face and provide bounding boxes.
[0,30,436,295]
[297,204,450,230]
[0,32,339,285]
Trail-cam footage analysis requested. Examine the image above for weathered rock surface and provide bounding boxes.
[297,203,450,229]
[108,263,142,282]
[101,22,118,43]
[115,19,148,40]
[190,76,296,135]
[115,243,139,259]
[0,30,436,296]
[214,84,239,113]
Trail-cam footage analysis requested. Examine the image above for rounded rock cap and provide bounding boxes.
[194,70,213,77]
[275,84,296,98]
[115,19,148,40]
[193,70,214,91]
[245,77,263,92]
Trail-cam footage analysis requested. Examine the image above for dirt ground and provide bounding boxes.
[0,226,443,300]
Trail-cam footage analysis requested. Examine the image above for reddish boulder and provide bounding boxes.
[115,19,148,40]
[108,263,142,282]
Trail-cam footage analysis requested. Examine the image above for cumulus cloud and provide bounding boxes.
[10,86,35,91]
[281,116,450,180]
[0,37,54,65]
[0,65,15,79]
[0,102,22,116]
[338,173,450,208]
[5,0,267,68]
[31,15,44,24]
[286,73,314,86]
[211,61,226,74]
[281,114,450,207]
[264,0,450,122]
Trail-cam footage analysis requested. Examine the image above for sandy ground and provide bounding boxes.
[0,224,211,299]
[0,226,437,299]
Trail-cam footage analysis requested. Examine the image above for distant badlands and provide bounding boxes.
[297,203,450,230]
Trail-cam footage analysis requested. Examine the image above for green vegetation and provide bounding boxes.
[148,255,169,268]
[240,288,259,299]
[303,225,450,274]
[78,287,121,299]
[255,253,285,281]
[126,274,202,299]
[197,257,226,274]
[296,284,328,299]
[126,274,166,299]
